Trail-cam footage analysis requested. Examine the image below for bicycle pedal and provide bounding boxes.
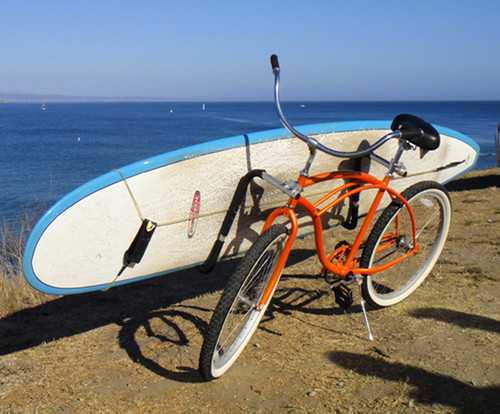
[333,284,353,310]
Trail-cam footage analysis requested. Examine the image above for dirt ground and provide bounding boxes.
[1,168,499,413]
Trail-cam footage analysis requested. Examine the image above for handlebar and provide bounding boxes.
[270,54,416,159]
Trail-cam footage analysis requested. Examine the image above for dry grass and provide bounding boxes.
[0,215,53,318]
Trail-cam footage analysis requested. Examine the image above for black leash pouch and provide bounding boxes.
[122,219,157,267]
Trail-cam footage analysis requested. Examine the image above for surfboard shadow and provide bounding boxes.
[445,172,500,192]
[0,246,320,357]
[0,261,236,358]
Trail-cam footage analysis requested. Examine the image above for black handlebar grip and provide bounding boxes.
[270,54,280,71]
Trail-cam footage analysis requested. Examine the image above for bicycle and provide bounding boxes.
[199,55,452,380]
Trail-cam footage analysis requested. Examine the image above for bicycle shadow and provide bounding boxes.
[117,307,208,383]
[114,248,347,382]
[329,309,500,412]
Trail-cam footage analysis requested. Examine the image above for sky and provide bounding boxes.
[1,0,499,101]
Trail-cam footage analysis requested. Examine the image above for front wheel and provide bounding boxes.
[199,224,288,380]
[360,181,451,308]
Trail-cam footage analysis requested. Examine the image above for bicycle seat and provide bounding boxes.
[391,114,440,150]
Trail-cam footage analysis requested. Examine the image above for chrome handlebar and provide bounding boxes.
[271,54,404,159]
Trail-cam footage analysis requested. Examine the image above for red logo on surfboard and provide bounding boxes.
[188,191,201,238]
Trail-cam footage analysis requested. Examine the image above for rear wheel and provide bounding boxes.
[199,224,288,380]
[360,181,451,308]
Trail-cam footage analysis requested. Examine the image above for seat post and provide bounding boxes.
[387,139,408,177]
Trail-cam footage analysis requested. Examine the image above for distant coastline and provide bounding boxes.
[1,92,500,104]
[0,92,172,103]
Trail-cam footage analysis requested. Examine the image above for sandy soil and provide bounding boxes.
[0,168,499,413]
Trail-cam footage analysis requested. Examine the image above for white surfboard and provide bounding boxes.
[23,120,479,295]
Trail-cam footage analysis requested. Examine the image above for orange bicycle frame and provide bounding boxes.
[258,170,418,308]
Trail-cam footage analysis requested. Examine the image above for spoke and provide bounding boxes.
[215,249,280,359]
[240,257,274,303]
[415,204,440,241]
[245,253,274,290]
[373,281,394,293]
[216,306,254,356]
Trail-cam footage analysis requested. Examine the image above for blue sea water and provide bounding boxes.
[1,101,498,227]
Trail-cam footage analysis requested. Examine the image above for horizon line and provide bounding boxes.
[2,97,500,104]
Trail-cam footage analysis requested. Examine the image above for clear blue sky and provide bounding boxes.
[1,0,499,101]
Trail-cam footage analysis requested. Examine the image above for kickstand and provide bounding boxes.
[356,277,374,342]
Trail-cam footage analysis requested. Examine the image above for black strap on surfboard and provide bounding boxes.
[117,219,157,277]
[198,169,265,274]
[123,219,157,267]
[341,157,364,230]
[103,218,157,291]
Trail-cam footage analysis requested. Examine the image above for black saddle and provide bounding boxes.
[391,114,440,151]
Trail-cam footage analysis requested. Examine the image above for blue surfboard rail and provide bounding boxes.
[22,120,479,295]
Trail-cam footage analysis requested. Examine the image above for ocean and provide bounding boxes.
[1,101,498,227]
